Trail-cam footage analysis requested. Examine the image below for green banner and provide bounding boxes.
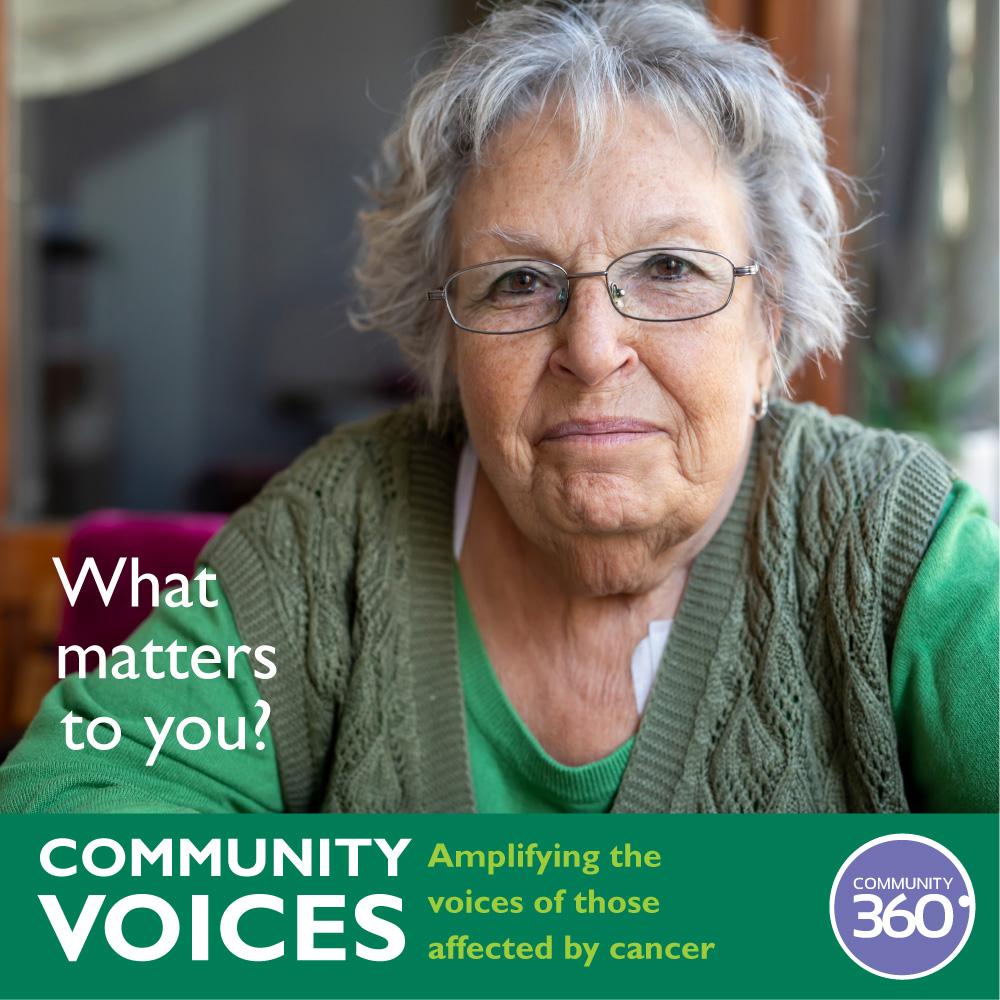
[0,815,996,999]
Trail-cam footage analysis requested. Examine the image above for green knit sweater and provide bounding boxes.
[194,399,956,812]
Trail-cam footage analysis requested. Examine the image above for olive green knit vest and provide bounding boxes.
[202,399,953,813]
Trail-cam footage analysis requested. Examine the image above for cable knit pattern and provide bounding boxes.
[202,400,953,813]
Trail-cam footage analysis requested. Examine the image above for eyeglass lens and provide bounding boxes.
[445,250,735,334]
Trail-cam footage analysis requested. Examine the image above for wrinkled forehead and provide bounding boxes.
[450,99,749,269]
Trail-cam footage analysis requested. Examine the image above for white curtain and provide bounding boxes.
[12,0,293,98]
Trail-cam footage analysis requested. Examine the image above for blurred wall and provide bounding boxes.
[16,0,449,515]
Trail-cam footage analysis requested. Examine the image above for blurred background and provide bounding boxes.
[0,0,997,750]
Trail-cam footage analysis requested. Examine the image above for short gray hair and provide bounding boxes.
[353,0,856,413]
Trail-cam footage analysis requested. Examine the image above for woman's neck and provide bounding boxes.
[456,443,750,764]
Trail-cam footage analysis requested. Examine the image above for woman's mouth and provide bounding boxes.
[538,417,664,446]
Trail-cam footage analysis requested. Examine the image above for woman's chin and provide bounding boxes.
[545,471,678,535]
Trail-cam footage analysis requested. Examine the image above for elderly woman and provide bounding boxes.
[2,0,997,814]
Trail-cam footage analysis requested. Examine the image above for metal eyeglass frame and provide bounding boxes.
[426,247,760,334]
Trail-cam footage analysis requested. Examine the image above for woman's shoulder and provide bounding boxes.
[196,403,463,813]
[760,399,955,502]
[753,399,957,634]
[271,401,457,496]
[243,401,461,515]
[201,402,461,590]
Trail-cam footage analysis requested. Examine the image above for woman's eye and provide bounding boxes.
[648,256,691,280]
[495,269,541,294]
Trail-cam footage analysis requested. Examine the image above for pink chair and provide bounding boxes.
[57,511,227,654]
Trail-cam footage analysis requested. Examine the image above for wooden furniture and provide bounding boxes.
[0,525,68,738]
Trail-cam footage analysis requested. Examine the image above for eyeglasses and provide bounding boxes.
[427,248,759,335]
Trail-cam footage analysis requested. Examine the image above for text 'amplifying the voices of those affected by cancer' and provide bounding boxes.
[35,837,714,967]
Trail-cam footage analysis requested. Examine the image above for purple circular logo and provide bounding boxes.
[830,834,975,980]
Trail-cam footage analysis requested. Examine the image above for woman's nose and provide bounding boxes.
[548,279,639,386]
